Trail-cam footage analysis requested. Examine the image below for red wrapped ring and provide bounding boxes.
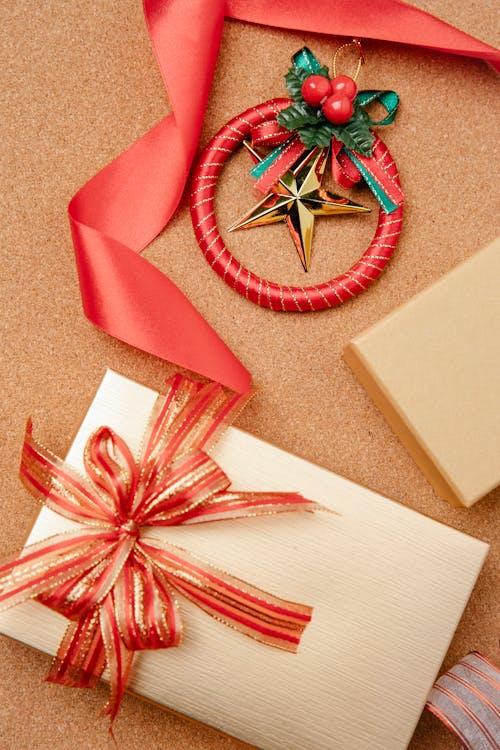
[190,98,403,311]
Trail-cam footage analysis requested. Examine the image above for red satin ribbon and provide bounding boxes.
[69,0,500,390]
[331,138,366,189]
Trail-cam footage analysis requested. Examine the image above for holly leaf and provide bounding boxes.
[296,121,336,149]
[354,100,372,125]
[284,64,330,102]
[281,71,375,155]
[277,102,319,131]
[335,116,374,156]
[314,64,330,78]
[284,67,310,101]
[293,110,374,154]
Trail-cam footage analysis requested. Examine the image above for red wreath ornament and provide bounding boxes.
[190,45,404,311]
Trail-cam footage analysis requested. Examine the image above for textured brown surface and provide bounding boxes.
[0,2,498,748]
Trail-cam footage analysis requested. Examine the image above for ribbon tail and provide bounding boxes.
[345,139,405,214]
[177,491,322,524]
[252,136,307,194]
[226,0,500,72]
[141,539,313,652]
[70,213,251,393]
[99,594,134,725]
[69,0,251,393]
[46,609,106,688]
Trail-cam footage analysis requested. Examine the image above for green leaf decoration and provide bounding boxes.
[335,118,374,156]
[292,104,374,154]
[296,122,336,149]
[284,64,330,102]
[315,64,330,78]
[333,103,374,155]
[354,101,372,126]
[284,67,310,102]
[279,50,393,155]
[277,101,319,130]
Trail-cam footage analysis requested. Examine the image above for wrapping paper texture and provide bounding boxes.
[0,1,498,748]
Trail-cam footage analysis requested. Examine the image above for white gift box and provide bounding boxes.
[0,370,488,750]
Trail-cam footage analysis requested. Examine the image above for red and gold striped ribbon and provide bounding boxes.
[0,374,321,727]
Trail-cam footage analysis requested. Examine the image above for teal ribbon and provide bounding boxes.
[356,89,399,125]
[250,141,290,179]
[345,149,398,213]
[346,89,400,212]
[292,47,325,74]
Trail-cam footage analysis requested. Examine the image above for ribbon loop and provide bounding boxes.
[21,420,116,525]
[292,46,325,74]
[356,89,399,126]
[84,427,138,520]
[136,449,230,526]
[111,554,181,652]
[330,136,363,189]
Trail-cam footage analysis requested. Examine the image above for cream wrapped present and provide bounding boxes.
[0,370,489,750]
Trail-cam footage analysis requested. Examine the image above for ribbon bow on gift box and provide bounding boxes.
[0,375,320,726]
[249,46,405,214]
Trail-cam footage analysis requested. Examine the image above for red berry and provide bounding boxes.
[301,75,332,107]
[331,75,358,101]
[322,94,354,124]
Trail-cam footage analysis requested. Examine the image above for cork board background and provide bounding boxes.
[0,1,498,748]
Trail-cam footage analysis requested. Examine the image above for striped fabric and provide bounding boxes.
[426,652,500,749]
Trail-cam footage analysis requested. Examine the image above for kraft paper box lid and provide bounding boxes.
[0,370,489,750]
[344,237,500,509]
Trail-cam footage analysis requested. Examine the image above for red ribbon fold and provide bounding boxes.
[69,0,500,389]
[253,134,308,195]
[0,375,319,726]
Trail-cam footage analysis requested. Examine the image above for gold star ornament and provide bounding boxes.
[228,142,370,272]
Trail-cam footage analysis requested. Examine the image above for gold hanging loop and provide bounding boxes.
[332,38,364,81]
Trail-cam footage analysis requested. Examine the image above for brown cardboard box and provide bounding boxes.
[344,237,500,508]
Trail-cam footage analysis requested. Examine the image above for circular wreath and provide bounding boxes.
[190,98,403,312]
